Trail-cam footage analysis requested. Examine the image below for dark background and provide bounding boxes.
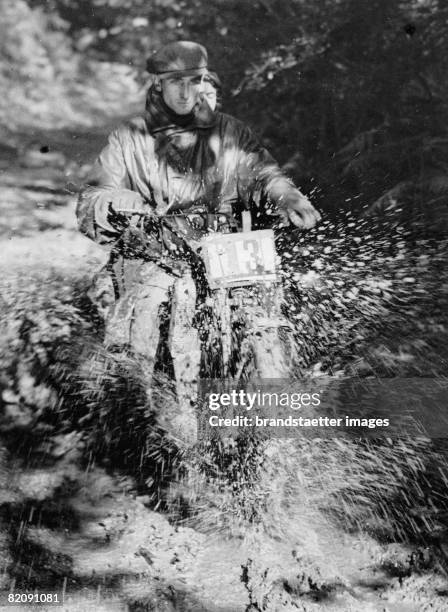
[2,0,448,224]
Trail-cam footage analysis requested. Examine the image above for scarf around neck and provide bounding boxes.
[144,86,219,177]
[144,86,217,134]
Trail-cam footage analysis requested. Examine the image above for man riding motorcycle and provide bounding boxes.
[76,41,320,438]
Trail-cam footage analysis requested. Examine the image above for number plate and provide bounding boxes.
[201,230,278,288]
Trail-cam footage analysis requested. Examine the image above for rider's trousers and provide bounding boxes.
[100,260,201,443]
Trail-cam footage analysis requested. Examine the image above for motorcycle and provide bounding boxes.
[111,205,294,444]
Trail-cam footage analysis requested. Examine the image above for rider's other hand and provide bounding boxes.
[280,193,321,229]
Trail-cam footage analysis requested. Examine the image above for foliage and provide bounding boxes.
[16,0,448,219]
[231,0,448,218]
[0,0,141,131]
[0,273,98,430]
[0,272,180,498]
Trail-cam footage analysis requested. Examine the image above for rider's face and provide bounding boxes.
[161,74,203,115]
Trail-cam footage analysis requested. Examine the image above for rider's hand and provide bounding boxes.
[105,189,155,231]
[279,192,321,229]
[108,189,147,216]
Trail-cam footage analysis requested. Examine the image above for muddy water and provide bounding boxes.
[1,134,448,610]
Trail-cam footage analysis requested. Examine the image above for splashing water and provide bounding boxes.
[173,209,448,548]
[1,209,448,563]
[276,211,447,377]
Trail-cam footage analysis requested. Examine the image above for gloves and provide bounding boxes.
[93,189,154,235]
[107,189,147,215]
[278,192,321,229]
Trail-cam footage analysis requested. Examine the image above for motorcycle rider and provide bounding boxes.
[77,41,320,440]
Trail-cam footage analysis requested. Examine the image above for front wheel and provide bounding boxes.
[227,282,293,382]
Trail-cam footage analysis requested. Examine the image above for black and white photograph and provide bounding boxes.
[1,0,448,610]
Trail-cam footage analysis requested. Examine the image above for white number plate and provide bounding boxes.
[201,229,278,288]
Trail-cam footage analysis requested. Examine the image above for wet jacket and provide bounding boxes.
[77,87,304,245]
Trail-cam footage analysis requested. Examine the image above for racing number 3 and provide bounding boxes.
[238,239,262,273]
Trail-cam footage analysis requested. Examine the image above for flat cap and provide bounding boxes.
[146,41,208,78]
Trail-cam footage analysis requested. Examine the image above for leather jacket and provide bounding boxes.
[77,87,304,245]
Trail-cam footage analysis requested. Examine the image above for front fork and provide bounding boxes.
[213,281,293,381]
[166,274,293,443]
